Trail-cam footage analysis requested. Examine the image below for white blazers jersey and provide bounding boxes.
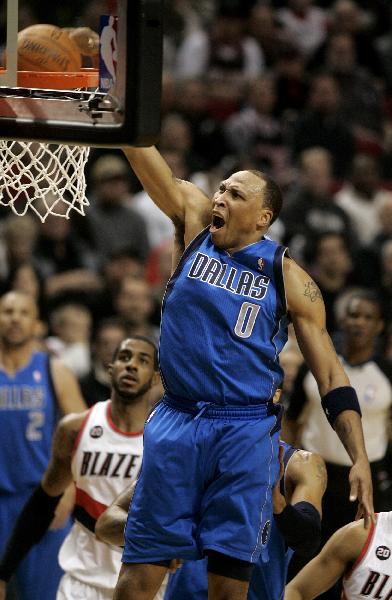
[59,400,143,591]
[343,512,392,600]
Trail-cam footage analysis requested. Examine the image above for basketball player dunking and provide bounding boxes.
[0,336,160,600]
[113,146,374,600]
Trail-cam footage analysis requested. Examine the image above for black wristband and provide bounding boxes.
[321,386,361,428]
[0,485,62,582]
[274,501,321,557]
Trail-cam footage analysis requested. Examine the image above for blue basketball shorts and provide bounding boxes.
[122,396,281,565]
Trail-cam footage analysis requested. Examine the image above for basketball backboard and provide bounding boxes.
[0,0,163,147]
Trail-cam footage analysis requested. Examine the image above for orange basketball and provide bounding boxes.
[17,24,82,72]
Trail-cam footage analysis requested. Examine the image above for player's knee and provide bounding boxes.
[206,550,254,582]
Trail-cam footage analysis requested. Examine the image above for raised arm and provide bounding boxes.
[285,520,368,600]
[123,146,211,244]
[284,258,374,525]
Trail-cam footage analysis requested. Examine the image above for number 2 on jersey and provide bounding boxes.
[26,411,45,441]
[234,302,260,338]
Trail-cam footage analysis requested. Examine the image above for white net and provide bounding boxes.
[0,140,90,222]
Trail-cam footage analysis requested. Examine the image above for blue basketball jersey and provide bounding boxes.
[160,229,289,406]
[0,352,59,494]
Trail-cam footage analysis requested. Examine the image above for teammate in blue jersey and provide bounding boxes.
[114,145,373,600]
[97,442,327,600]
[0,291,86,600]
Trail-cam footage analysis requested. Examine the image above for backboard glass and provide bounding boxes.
[0,0,163,147]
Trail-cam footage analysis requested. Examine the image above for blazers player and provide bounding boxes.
[0,336,159,600]
[285,512,392,600]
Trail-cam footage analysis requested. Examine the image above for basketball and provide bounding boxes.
[17,24,82,72]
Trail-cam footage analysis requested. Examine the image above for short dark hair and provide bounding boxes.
[346,289,383,319]
[247,170,283,224]
[112,335,158,370]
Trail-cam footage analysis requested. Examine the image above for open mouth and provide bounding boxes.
[210,214,226,232]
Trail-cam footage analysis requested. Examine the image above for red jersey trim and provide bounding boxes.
[106,402,144,437]
[344,514,378,580]
[71,408,93,459]
[75,487,108,520]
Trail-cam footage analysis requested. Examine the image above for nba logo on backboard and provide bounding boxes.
[99,15,118,92]
[257,258,264,271]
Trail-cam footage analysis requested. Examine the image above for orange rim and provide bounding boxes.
[0,68,99,90]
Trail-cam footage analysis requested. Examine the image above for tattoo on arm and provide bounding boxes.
[303,280,322,303]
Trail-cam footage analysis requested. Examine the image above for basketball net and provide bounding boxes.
[0,140,90,222]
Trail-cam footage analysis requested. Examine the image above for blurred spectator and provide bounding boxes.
[92,247,146,323]
[113,276,160,345]
[277,0,328,58]
[378,239,392,323]
[33,197,102,305]
[2,261,45,317]
[224,75,290,182]
[174,4,264,107]
[281,147,354,260]
[311,0,382,77]
[159,112,205,172]
[174,78,230,167]
[162,0,204,71]
[86,154,150,263]
[323,32,384,140]
[79,317,127,407]
[248,3,290,67]
[305,232,354,334]
[375,8,392,92]
[291,72,355,178]
[334,154,388,246]
[46,303,92,378]
[375,193,392,245]
[161,71,177,116]
[274,44,309,121]
[0,214,38,281]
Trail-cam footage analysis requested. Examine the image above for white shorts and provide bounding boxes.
[56,573,113,600]
[57,572,168,600]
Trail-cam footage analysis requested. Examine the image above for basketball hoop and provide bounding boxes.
[0,70,98,222]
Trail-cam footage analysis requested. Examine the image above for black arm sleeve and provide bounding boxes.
[0,485,62,582]
[285,363,309,421]
[274,501,321,558]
